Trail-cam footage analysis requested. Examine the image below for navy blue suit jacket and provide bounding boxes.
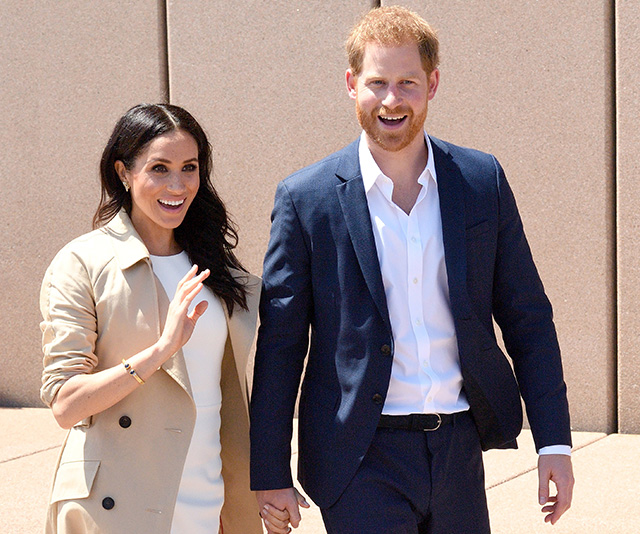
[250,137,571,509]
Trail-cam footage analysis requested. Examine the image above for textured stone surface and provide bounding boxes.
[616,0,640,433]
[487,434,640,532]
[289,427,616,534]
[166,0,370,275]
[0,408,65,462]
[0,410,635,534]
[394,0,615,433]
[0,1,630,437]
[0,2,166,406]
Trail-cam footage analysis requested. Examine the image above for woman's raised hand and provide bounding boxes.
[158,265,210,357]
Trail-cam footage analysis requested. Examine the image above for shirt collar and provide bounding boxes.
[359,131,437,195]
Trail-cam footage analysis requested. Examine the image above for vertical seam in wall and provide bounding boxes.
[612,0,619,433]
[372,0,381,7]
[159,0,170,103]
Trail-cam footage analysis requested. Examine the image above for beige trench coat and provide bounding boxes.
[40,211,263,534]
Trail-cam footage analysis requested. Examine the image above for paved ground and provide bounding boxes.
[1,407,638,533]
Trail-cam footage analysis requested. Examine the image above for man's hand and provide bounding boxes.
[257,487,310,534]
[538,454,574,525]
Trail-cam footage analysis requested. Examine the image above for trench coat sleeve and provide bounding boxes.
[40,245,100,406]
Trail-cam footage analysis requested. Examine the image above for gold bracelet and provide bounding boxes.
[122,359,145,385]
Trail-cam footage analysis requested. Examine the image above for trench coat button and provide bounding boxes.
[372,393,383,405]
[102,497,115,510]
[380,344,392,356]
[119,416,132,428]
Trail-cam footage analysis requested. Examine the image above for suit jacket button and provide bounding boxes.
[372,393,383,405]
[102,497,115,510]
[380,344,392,356]
[119,416,132,428]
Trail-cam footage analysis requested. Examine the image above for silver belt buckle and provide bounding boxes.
[424,413,442,431]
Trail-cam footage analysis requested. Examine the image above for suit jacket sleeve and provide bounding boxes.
[250,180,312,490]
[491,157,571,450]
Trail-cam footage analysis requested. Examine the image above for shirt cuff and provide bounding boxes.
[538,445,572,456]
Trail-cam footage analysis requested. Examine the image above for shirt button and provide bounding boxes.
[119,416,132,429]
[372,393,384,405]
[380,344,392,356]
[411,236,417,243]
[415,319,422,326]
[102,497,115,510]
[413,278,418,284]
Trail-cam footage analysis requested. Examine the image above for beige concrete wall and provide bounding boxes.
[616,0,640,433]
[0,2,631,434]
[0,1,166,406]
[166,0,371,275]
[395,0,616,433]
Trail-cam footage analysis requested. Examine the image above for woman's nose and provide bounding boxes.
[166,173,186,192]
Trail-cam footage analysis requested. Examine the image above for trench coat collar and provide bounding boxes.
[103,210,151,270]
[225,269,261,406]
[103,210,259,408]
[104,210,193,397]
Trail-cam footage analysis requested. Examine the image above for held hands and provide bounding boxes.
[538,454,574,524]
[257,488,310,534]
[157,265,209,357]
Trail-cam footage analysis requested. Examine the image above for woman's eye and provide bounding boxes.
[183,164,198,172]
[152,164,167,172]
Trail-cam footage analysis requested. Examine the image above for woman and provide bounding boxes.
[40,103,263,533]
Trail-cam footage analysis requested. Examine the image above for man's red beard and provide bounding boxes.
[356,102,427,153]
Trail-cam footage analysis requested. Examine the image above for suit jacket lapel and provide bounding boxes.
[335,140,392,330]
[430,137,472,319]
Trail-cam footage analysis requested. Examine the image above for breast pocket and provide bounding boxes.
[466,219,490,240]
[50,460,101,504]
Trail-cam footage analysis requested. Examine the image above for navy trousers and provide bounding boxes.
[320,411,491,534]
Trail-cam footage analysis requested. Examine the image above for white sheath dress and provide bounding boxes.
[150,252,227,534]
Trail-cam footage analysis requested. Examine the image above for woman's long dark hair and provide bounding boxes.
[94,103,248,314]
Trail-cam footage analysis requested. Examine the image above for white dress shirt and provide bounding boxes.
[360,133,469,416]
[359,132,570,455]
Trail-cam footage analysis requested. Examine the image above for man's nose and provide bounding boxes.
[381,85,402,108]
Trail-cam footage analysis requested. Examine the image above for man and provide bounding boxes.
[251,6,574,534]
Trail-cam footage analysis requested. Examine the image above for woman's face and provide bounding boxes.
[117,129,200,254]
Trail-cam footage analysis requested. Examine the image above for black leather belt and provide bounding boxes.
[378,413,457,432]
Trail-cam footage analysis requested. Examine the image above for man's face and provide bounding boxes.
[346,42,439,153]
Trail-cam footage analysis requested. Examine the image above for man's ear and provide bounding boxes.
[427,68,440,101]
[346,69,358,100]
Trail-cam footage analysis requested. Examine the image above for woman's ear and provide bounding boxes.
[114,161,131,192]
[114,160,126,180]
